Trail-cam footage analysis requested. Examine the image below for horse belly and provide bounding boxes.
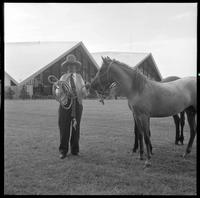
[150,90,190,117]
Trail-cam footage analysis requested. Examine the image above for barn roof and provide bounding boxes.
[5,41,99,85]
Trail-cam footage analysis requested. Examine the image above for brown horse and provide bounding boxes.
[90,57,196,167]
[110,76,185,150]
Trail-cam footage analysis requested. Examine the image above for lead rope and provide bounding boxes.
[70,73,77,130]
[95,91,105,105]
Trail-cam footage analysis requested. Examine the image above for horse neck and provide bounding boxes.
[110,62,148,97]
[109,63,134,97]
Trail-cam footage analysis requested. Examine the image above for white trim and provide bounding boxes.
[79,42,99,69]
[134,53,162,81]
[5,71,19,85]
[149,53,163,81]
[134,53,151,68]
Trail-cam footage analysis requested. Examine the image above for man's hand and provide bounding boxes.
[81,82,91,98]
[85,82,91,90]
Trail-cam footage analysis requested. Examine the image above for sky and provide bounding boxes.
[4,3,197,78]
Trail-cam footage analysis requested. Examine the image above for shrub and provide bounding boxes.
[5,87,15,99]
[86,88,98,99]
[32,94,55,99]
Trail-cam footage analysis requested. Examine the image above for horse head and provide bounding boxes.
[90,56,114,95]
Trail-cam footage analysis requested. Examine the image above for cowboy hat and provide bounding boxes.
[61,54,82,70]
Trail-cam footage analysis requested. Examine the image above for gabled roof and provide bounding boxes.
[5,71,19,85]
[92,51,162,80]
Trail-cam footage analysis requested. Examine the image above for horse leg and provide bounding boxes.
[179,111,185,145]
[183,108,196,158]
[149,129,153,155]
[139,115,152,167]
[173,114,180,145]
[134,116,144,160]
[138,132,144,160]
[133,119,153,157]
[132,118,139,153]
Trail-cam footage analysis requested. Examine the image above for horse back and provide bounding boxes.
[146,76,196,116]
[161,76,180,83]
[183,77,197,109]
[170,76,196,110]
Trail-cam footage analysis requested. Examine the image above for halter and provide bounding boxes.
[92,61,113,105]
[96,61,113,95]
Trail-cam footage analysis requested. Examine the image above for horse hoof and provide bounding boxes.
[137,155,144,160]
[144,160,151,168]
[132,149,137,153]
[182,153,187,158]
[175,141,179,145]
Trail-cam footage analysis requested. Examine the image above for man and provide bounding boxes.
[58,54,90,159]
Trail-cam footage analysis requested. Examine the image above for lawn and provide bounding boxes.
[4,99,196,195]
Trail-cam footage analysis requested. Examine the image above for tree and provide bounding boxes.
[5,87,15,99]
[19,85,30,99]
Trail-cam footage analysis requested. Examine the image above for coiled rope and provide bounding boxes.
[48,74,107,107]
[48,75,77,110]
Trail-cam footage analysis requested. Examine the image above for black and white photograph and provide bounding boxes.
[4,2,197,195]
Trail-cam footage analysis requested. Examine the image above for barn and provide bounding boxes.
[5,41,162,98]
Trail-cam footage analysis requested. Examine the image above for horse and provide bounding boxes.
[110,76,185,150]
[90,56,196,167]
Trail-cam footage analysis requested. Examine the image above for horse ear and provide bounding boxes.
[101,56,105,61]
[107,56,111,61]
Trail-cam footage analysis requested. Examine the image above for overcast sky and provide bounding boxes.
[4,3,197,78]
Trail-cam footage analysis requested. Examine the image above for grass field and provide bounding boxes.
[4,99,196,195]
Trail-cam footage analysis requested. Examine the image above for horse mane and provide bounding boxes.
[103,56,148,93]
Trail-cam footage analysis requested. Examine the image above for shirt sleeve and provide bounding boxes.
[79,75,89,97]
